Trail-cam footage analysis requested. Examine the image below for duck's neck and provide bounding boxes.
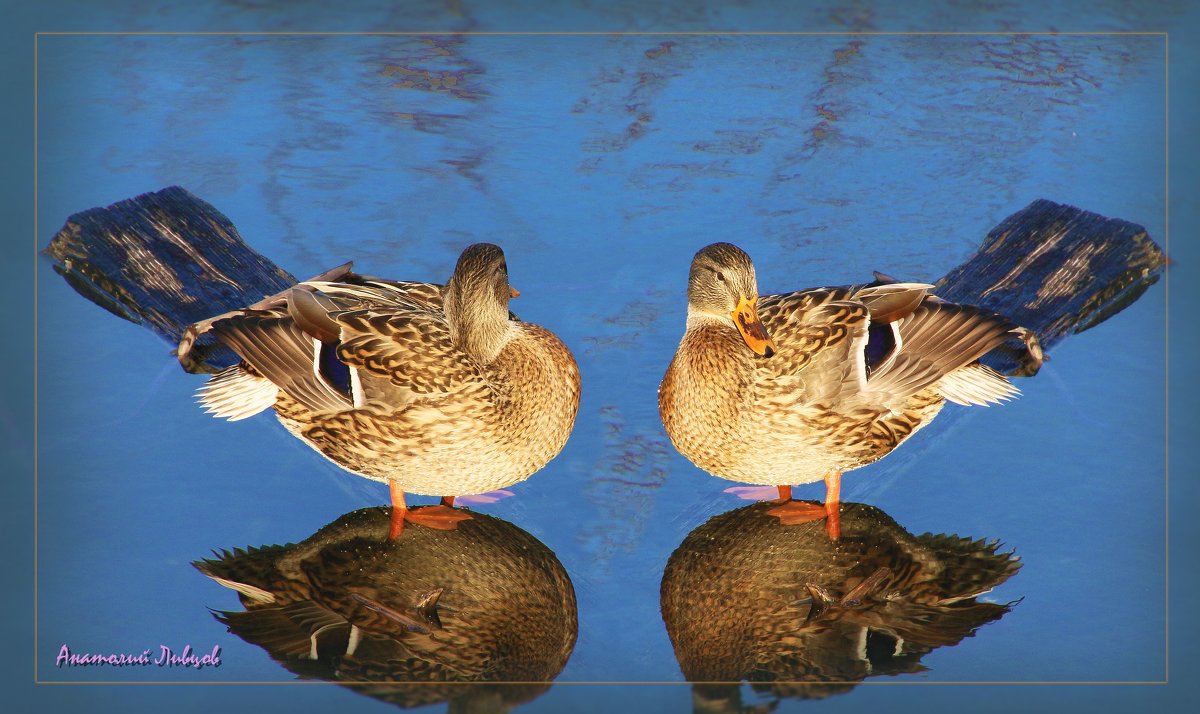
[685,307,738,336]
[444,287,512,364]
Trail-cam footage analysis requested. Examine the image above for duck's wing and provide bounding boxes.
[288,280,480,401]
[304,278,444,313]
[199,279,477,415]
[210,308,354,413]
[758,280,1017,408]
[862,298,1019,405]
[756,284,931,403]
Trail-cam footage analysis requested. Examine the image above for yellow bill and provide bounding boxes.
[732,295,776,357]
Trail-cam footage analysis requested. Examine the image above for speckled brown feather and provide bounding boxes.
[333,308,483,394]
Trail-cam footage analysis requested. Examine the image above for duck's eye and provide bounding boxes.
[715,271,726,282]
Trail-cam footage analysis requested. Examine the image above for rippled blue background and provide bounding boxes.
[7,2,1199,712]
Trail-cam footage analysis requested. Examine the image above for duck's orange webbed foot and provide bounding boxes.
[764,476,843,539]
[387,486,474,540]
[406,504,473,531]
[766,483,826,524]
[766,499,828,525]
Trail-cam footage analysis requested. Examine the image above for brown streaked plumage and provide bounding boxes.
[179,244,581,537]
[195,507,577,711]
[659,242,1037,535]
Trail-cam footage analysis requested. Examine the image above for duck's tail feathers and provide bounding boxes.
[937,363,1020,406]
[196,364,279,421]
[192,543,291,604]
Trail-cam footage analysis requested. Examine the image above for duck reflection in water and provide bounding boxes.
[660,501,1020,710]
[195,507,577,712]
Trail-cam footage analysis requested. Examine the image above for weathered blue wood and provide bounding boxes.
[932,198,1165,375]
[44,186,297,371]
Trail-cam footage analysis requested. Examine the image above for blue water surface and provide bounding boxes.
[19,4,1195,713]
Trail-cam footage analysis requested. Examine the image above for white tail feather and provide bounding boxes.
[937,363,1019,406]
[203,575,276,604]
[196,366,278,421]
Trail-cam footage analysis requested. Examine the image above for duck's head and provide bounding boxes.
[687,242,776,357]
[444,243,520,362]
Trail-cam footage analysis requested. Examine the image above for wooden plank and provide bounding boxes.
[43,186,297,372]
[932,198,1165,375]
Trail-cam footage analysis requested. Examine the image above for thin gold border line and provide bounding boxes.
[35,29,1171,691]
[1163,30,1170,686]
[32,30,1168,36]
[33,31,40,686]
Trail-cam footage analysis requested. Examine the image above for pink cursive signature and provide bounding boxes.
[55,644,222,670]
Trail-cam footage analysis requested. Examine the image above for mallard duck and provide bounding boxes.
[659,242,1038,537]
[195,506,577,710]
[178,244,581,538]
[660,501,1020,701]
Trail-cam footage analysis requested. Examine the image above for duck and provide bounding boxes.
[177,243,581,539]
[194,506,577,710]
[658,242,1039,537]
[660,500,1020,701]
